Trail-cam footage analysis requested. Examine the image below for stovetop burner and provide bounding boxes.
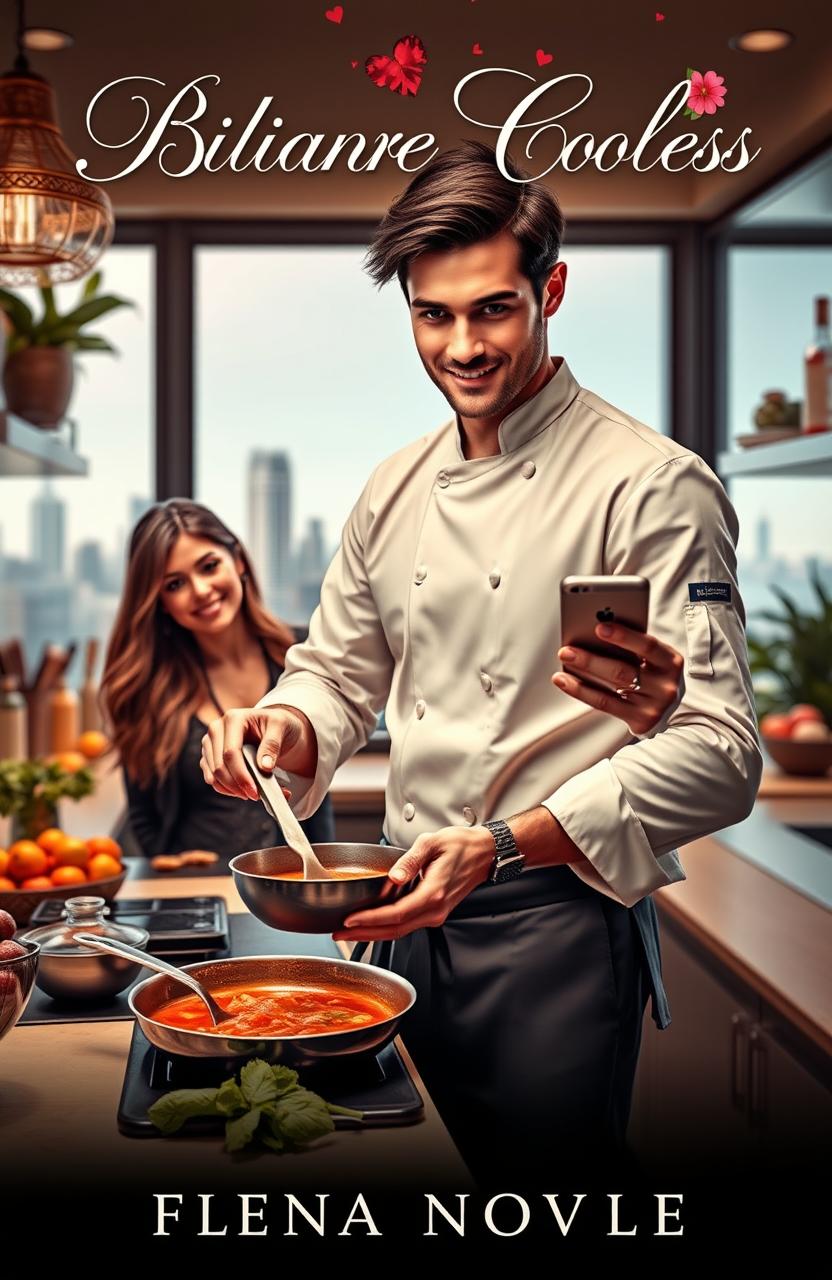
[119,1024,423,1136]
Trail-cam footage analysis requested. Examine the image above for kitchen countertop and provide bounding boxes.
[1,869,475,1194]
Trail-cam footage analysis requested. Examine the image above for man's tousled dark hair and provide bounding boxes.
[363,140,566,304]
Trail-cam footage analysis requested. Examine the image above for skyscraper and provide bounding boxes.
[31,482,65,577]
[247,451,294,617]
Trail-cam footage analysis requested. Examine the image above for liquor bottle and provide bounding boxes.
[0,674,27,758]
[48,676,79,753]
[802,295,832,434]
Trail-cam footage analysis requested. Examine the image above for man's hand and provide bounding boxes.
[199,706,313,801]
[553,621,684,736]
[332,825,495,942]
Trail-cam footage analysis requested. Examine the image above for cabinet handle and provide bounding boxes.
[731,1013,748,1113]
[748,1026,767,1129]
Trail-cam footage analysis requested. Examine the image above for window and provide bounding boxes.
[0,246,155,682]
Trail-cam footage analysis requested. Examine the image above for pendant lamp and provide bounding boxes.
[0,0,113,284]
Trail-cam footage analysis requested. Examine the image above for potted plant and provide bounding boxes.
[0,757,94,842]
[747,565,832,775]
[0,271,134,428]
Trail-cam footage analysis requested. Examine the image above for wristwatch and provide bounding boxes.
[482,819,525,884]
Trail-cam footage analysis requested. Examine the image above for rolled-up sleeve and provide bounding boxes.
[542,453,763,908]
[255,465,395,821]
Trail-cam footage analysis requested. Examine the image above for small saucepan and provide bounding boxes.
[231,744,410,933]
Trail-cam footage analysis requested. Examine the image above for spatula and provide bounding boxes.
[242,742,330,880]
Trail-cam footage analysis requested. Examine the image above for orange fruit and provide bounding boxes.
[52,836,90,870]
[53,751,88,774]
[76,731,109,759]
[0,850,8,876]
[50,865,87,887]
[19,876,53,891]
[43,854,56,871]
[85,836,123,861]
[36,827,66,854]
[0,876,16,892]
[87,853,122,882]
[8,840,49,882]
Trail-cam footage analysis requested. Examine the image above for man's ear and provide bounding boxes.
[542,261,567,319]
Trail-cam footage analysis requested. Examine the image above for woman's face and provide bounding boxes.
[159,532,246,636]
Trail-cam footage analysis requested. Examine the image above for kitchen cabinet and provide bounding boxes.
[629,912,832,1177]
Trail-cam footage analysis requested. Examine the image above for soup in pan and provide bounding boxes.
[154,983,395,1037]
[269,867,385,881]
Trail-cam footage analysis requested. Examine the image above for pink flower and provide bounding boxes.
[688,70,727,115]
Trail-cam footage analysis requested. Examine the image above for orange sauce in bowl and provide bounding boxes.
[269,866,385,881]
[154,983,394,1037]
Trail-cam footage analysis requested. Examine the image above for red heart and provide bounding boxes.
[365,34,427,97]
[536,48,553,66]
[655,11,665,19]
[472,42,483,55]
[325,5,343,23]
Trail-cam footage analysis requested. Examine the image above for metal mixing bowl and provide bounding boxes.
[0,940,40,1041]
[229,841,409,934]
[128,953,417,1065]
[19,920,150,1001]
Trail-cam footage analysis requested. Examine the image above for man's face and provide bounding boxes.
[406,229,566,420]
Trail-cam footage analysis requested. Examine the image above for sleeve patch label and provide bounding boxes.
[688,581,732,603]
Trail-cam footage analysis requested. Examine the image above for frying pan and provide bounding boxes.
[127,953,417,1065]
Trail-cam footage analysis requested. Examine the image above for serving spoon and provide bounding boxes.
[73,932,235,1026]
[241,742,331,880]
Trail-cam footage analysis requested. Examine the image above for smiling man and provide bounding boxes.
[201,140,762,1189]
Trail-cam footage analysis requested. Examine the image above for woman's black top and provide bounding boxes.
[121,642,335,860]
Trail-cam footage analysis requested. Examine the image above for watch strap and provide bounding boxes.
[482,819,525,883]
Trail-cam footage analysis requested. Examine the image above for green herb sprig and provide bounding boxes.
[147,1058,364,1154]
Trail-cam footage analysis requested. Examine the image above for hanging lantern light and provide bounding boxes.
[0,0,113,285]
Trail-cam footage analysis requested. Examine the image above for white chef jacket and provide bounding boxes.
[258,355,763,909]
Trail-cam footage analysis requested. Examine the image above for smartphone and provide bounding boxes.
[560,575,650,693]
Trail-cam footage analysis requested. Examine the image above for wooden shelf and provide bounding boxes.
[0,409,88,478]
[718,430,832,479]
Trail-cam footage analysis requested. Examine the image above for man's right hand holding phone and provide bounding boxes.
[199,705,318,800]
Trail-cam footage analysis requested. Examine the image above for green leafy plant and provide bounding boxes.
[148,1057,363,1154]
[0,270,134,357]
[746,565,832,725]
[0,758,94,839]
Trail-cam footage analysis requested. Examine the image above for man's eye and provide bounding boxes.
[483,303,507,315]
[421,309,446,321]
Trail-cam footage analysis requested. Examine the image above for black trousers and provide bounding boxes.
[356,855,651,1192]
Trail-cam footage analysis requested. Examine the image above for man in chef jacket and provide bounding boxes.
[201,141,763,1188]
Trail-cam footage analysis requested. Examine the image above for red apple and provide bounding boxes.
[788,704,826,731]
[0,909,16,942]
[760,713,793,739]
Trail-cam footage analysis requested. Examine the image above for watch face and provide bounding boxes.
[492,855,525,883]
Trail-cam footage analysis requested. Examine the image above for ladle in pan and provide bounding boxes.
[74,932,235,1026]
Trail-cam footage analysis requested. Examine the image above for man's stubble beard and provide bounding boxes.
[420,318,548,421]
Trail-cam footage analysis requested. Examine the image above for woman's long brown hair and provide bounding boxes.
[100,500,296,788]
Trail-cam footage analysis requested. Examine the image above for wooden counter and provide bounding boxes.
[1,870,474,1193]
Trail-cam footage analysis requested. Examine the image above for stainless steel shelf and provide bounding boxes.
[0,410,88,477]
[718,431,832,479]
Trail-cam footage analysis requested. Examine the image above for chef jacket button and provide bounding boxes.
[414,564,427,584]
[480,671,493,694]
[489,571,501,589]
[436,470,451,488]
[462,805,477,825]
[521,460,536,479]
[415,699,426,719]
[403,802,416,821]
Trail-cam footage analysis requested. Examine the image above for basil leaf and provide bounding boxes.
[271,1089,335,1145]
[147,1087,220,1135]
[239,1059,278,1108]
[215,1077,247,1115]
[271,1065,300,1095]
[225,1107,263,1152]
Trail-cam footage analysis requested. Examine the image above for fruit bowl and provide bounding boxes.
[0,939,40,1041]
[762,735,832,778]
[0,869,127,927]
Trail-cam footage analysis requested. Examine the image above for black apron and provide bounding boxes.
[351,833,671,1190]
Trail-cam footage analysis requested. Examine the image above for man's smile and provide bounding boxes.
[444,360,501,385]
